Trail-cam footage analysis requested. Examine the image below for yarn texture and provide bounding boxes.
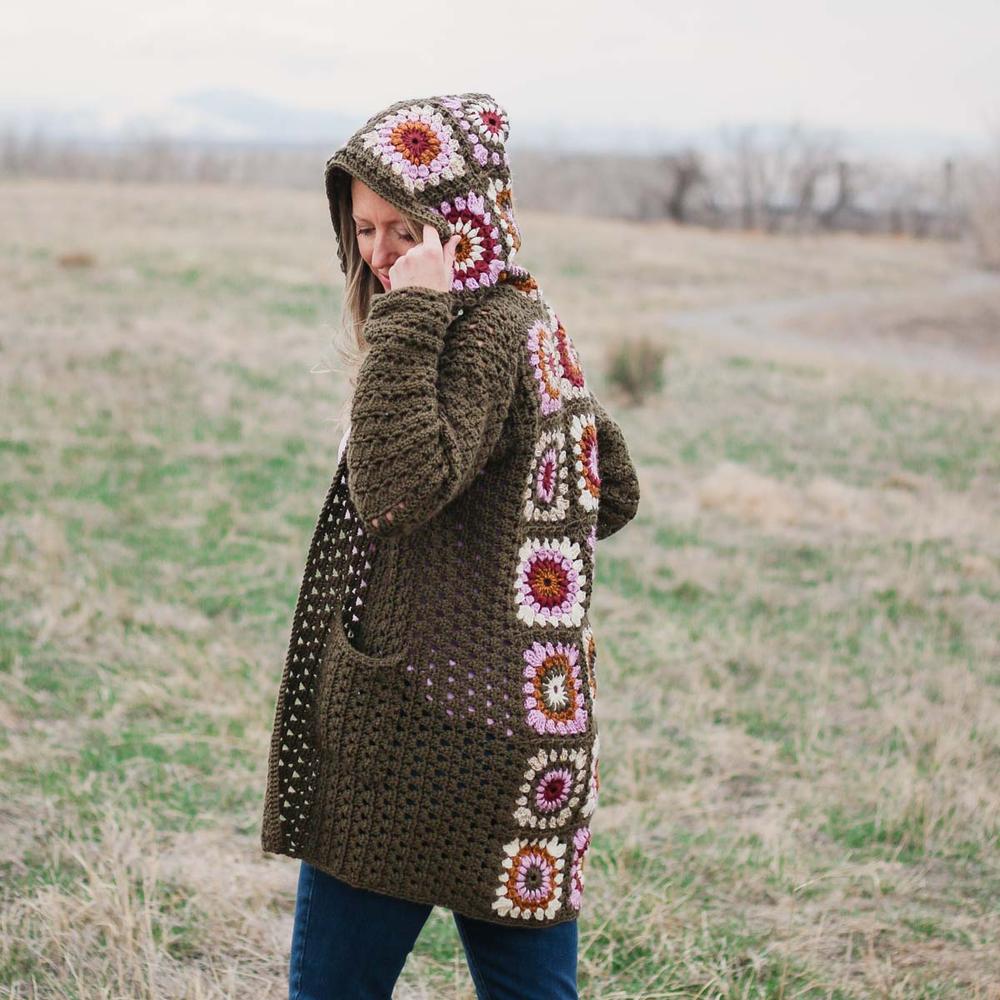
[260,92,641,926]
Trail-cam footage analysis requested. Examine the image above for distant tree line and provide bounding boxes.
[2,122,997,267]
[512,124,971,241]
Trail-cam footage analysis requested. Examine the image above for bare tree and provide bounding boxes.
[817,160,853,230]
[658,149,706,223]
[716,122,843,232]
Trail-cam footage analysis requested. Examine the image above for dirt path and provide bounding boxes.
[668,269,1000,382]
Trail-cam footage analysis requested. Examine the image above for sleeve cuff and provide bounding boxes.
[365,286,459,347]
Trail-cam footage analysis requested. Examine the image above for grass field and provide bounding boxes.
[1,178,998,998]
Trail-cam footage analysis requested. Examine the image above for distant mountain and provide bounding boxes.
[171,89,362,144]
[0,89,360,147]
[0,87,990,162]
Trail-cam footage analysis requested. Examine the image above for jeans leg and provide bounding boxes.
[453,912,579,1000]
[288,861,433,1000]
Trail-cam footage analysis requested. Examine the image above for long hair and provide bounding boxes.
[330,184,426,434]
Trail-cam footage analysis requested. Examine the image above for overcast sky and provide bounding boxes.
[4,0,999,148]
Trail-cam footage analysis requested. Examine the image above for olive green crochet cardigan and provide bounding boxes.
[261,92,641,926]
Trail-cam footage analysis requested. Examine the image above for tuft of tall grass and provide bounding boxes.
[605,334,667,405]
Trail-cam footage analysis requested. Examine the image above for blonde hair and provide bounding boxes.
[330,182,426,433]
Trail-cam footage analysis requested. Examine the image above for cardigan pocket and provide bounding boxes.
[324,589,407,670]
[311,450,408,867]
[263,445,406,861]
[310,602,410,876]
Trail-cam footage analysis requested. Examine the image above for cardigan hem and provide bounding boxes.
[269,847,584,930]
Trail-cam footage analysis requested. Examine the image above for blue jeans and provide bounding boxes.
[289,860,579,999]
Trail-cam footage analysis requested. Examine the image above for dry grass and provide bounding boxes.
[1,178,998,998]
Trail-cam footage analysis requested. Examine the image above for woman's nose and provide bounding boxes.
[372,234,395,271]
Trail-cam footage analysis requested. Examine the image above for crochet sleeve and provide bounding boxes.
[346,285,517,538]
[592,395,641,540]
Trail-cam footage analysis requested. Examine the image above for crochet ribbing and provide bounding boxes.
[260,92,641,926]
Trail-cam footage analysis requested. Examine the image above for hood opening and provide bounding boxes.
[324,93,525,303]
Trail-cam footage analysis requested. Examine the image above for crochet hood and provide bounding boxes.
[325,92,533,306]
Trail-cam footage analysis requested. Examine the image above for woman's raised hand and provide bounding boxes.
[388,224,461,293]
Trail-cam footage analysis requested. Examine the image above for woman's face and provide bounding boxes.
[350,177,416,290]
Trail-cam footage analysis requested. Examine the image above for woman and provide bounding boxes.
[261,91,641,999]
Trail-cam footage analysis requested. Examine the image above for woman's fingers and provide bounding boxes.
[443,233,461,281]
[389,225,460,292]
[372,498,407,529]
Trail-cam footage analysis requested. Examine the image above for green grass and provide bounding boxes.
[2,181,998,997]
